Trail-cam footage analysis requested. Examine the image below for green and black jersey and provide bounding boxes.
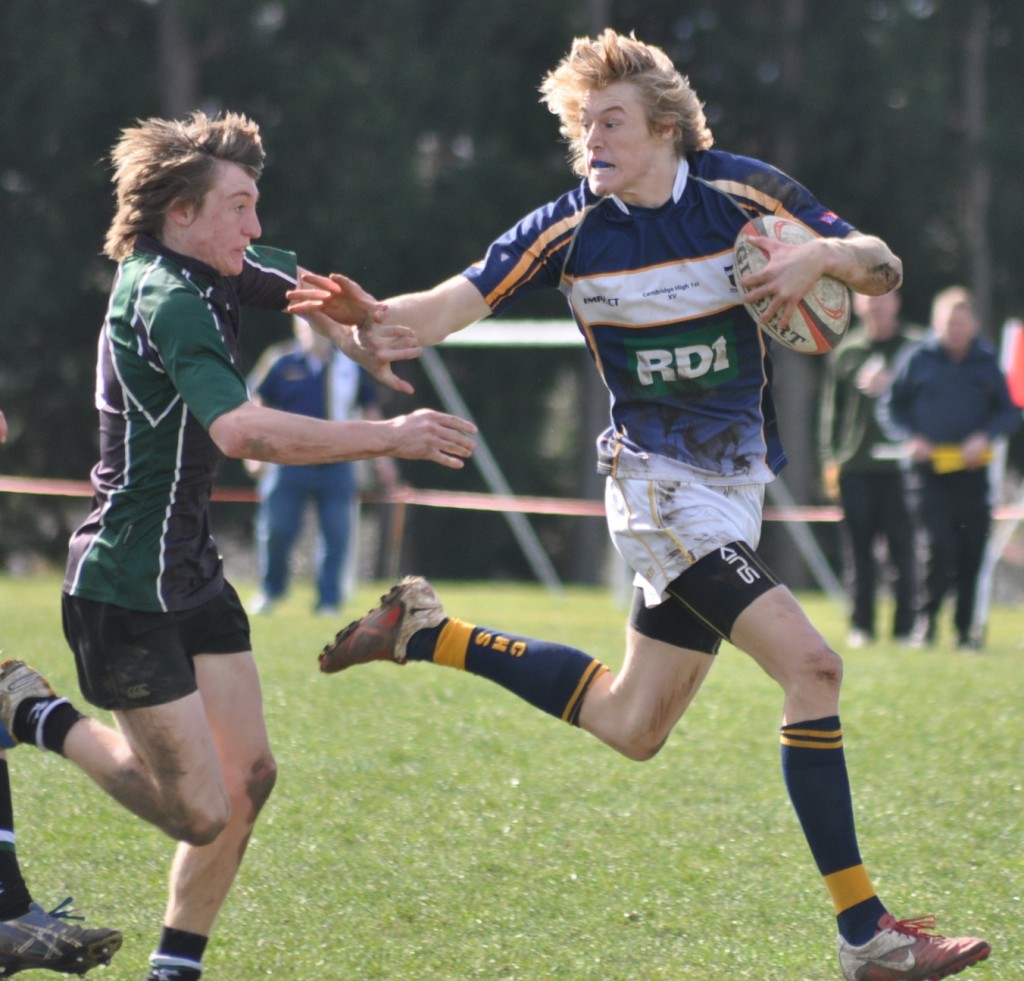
[64,235,298,612]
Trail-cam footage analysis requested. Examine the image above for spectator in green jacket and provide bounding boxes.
[819,290,923,648]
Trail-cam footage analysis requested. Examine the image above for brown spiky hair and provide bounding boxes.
[539,28,713,179]
[103,110,265,261]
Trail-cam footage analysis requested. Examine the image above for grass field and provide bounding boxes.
[0,573,1020,980]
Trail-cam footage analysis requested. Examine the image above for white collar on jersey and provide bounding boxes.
[608,157,690,213]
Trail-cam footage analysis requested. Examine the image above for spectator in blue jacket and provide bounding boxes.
[883,286,1021,649]
[247,317,398,616]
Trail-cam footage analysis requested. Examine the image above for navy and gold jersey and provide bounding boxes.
[64,236,297,612]
[463,150,855,483]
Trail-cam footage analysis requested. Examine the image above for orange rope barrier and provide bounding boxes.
[1,473,1022,522]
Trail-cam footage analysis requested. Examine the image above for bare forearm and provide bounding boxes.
[213,404,399,464]
[821,234,903,295]
[383,275,491,345]
[210,401,477,469]
[285,271,492,386]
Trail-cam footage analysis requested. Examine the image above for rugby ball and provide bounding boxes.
[733,215,851,354]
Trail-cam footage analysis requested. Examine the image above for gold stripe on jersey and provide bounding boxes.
[696,178,805,224]
[567,312,611,390]
[479,209,589,309]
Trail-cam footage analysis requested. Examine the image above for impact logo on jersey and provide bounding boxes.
[624,322,739,397]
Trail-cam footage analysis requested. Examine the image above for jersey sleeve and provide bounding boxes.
[233,246,299,311]
[691,152,855,243]
[723,153,856,239]
[148,289,250,429]
[461,189,590,316]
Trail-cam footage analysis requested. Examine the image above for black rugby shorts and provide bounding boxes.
[61,582,251,710]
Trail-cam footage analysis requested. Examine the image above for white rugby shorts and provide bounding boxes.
[605,476,765,606]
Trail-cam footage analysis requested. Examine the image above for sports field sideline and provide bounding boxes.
[1,574,1019,980]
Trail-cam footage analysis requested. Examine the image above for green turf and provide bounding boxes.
[0,574,1019,979]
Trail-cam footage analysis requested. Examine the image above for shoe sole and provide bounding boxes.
[925,942,991,980]
[0,929,122,976]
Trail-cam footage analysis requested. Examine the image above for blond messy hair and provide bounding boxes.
[104,110,265,261]
[539,28,713,178]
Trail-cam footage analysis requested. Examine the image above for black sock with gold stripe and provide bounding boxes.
[780,716,886,945]
[407,620,607,725]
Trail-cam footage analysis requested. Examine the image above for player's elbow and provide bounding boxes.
[890,255,904,289]
[208,404,261,460]
[865,252,903,295]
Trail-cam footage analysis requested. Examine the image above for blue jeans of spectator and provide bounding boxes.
[256,462,356,609]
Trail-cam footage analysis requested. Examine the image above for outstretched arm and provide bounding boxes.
[288,272,491,394]
[295,268,382,327]
[209,401,477,469]
[375,274,493,345]
[292,268,421,394]
[289,272,490,347]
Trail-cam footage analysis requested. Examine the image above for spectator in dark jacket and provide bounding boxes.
[883,286,1021,649]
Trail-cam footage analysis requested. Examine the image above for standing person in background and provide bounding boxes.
[294,29,990,981]
[0,409,122,977]
[247,317,399,617]
[819,291,923,648]
[884,286,1020,650]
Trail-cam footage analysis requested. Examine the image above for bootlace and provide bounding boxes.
[890,915,940,938]
[46,897,85,922]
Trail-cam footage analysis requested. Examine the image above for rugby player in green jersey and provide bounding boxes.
[0,111,475,980]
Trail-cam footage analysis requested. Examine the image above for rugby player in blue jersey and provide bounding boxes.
[0,111,475,981]
[294,29,989,981]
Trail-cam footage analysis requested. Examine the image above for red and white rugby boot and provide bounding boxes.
[837,913,990,981]
[318,577,445,673]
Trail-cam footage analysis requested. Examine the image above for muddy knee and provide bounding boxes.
[245,755,277,816]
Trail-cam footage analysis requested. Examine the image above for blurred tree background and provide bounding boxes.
[1,0,1022,583]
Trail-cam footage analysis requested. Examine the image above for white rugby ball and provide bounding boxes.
[733,215,851,355]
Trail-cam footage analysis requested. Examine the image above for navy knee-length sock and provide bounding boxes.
[780,716,887,944]
[407,618,607,725]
